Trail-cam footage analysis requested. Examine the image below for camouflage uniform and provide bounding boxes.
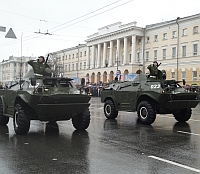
[147,64,158,80]
[28,60,51,77]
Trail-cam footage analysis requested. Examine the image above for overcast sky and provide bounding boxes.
[0,0,199,61]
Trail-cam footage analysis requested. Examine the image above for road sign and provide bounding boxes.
[5,28,17,39]
[0,26,6,32]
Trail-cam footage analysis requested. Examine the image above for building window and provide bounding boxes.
[76,53,78,58]
[162,49,166,60]
[129,54,131,63]
[72,64,74,71]
[137,52,140,62]
[80,62,82,70]
[182,45,186,57]
[172,47,176,58]
[68,64,70,71]
[84,51,86,56]
[83,62,86,70]
[163,33,167,40]
[171,72,175,79]
[80,52,82,57]
[138,39,141,44]
[172,31,177,38]
[76,63,78,70]
[182,28,187,36]
[145,51,149,61]
[73,54,74,59]
[193,44,198,56]
[69,55,71,59]
[65,55,67,60]
[130,41,132,46]
[146,37,150,43]
[182,71,186,79]
[154,50,157,61]
[193,26,198,34]
[65,65,67,71]
[193,71,197,81]
[154,35,158,41]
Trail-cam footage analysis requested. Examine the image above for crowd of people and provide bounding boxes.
[76,82,109,97]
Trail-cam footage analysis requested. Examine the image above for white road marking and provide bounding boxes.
[90,107,103,109]
[91,116,105,119]
[157,115,200,122]
[188,119,200,122]
[177,131,200,136]
[149,155,200,173]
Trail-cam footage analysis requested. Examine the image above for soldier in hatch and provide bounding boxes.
[28,56,51,77]
[147,61,159,80]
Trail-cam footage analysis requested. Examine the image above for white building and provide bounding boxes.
[1,13,200,86]
[0,56,36,86]
[50,13,200,85]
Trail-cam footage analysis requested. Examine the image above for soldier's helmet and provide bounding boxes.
[38,56,45,63]
[153,61,158,66]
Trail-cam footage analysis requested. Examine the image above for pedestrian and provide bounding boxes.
[147,61,159,80]
[28,56,51,77]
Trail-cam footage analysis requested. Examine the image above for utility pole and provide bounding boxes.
[176,17,180,81]
[77,44,81,84]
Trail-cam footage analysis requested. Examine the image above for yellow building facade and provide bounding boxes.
[50,14,200,85]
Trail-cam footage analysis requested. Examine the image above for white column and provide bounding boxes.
[108,41,113,67]
[10,62,14,81]
[131,35,136,64]
[86,46,90,70]
[116,39,120,66]
[102,42,107,67]
[16,63,19,78]
[91,45,95,69]
[97,43,101,68]
[140,37,144,64]
[123,37,128,65]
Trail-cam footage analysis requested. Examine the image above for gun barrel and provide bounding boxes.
[45,54,50,64]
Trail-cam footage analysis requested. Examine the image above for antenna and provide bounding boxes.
[20,32,23,89]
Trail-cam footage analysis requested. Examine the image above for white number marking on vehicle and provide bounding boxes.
[150,84,160,89]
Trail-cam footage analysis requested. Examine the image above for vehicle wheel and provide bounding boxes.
[173,108,192,122]
[104,100,118,119]
[13,103,30,135]
[72,108,90,130]
[137,101,156,125]
[0,98,9,125]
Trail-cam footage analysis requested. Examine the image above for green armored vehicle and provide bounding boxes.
[101,72,199,125]
[0,70,91,135]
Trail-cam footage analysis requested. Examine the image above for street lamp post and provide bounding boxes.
[76,44,81,84]
[176,17,180,81]
[62,50,65,77]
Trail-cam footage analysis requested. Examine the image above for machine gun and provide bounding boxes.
[157,62,161,67]
[45,53,50,64]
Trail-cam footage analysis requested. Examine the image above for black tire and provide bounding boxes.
[104,100,118,119]
[13,103,30,135]
[137,101,156,125]
[0,98,9,125]
[72,108,90,130]
[173,108,192,122]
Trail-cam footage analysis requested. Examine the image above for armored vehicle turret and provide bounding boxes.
[0,70,91,135]
[101,72,199,125]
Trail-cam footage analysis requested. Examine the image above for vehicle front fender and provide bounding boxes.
[136,92,158,105]
[0,96,6,114]
[16,94,30,105]
[103,95,118,110]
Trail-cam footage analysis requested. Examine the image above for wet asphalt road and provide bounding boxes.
[0,97,200,174]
